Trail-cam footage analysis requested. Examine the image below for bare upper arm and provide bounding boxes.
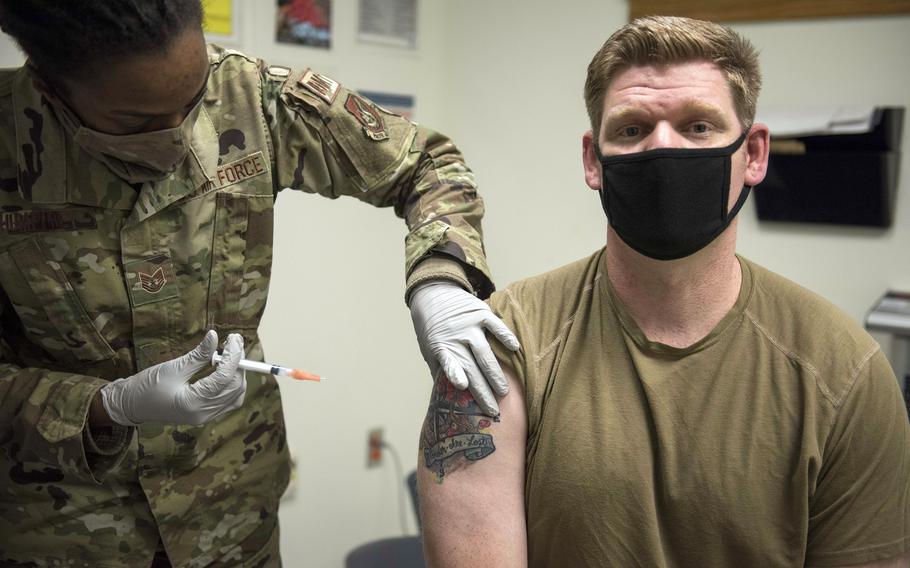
[417,359,528,568]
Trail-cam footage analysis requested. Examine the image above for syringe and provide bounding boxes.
[211,353,327,382]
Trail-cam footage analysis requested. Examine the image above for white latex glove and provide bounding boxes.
[410,280,520,416]
[100,331,246,426]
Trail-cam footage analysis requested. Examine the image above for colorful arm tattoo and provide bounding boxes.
[420,377,499,482]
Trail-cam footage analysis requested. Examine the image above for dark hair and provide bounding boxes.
[0,0,203,83]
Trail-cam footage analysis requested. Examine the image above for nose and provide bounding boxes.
[644,122,685,150]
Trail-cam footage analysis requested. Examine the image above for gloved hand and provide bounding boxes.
[410,280,520,416]
[100,330,246,426]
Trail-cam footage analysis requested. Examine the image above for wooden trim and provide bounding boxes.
[629,0,910,22]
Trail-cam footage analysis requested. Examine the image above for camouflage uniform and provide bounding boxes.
[0,45,494,567]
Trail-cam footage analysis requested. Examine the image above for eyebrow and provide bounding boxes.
[113,65,211,119]
[602,106,650,129]
[678,100,730,124]
[603,100,730,129]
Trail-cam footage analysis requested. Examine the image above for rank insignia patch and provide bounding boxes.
[299,69,340,105]
[125,253,179,306]
[138,267,166,294]
[344,94,389,141]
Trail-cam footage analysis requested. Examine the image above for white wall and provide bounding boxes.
[2,2,909,567]
[236,3,449,567]
[0,32,21,68]
[436,0,629,282]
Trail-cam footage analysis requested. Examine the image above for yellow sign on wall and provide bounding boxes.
[203,0,234,36]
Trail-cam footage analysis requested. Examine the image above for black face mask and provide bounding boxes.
[596,131,751,261]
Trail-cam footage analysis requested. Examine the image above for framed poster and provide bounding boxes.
[277,0,332,49]
[203,0,240,44]
[357,0,417,49]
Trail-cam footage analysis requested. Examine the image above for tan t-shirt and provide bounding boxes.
[489,248,910,567]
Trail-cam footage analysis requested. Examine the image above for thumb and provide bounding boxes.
[437,349,469,390]
[211,333,244,382]
[192,330,219,362]
[190,333,244,400]
[176,330,219,375]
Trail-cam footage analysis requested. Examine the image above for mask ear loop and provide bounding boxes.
[593,143,614,220]
[725,185,753,222]
[723,127,755,221]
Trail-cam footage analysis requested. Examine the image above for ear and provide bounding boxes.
[744,123,771,187]
[582,130,603,191]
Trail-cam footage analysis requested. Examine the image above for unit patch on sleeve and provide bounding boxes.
[267,65,291,79]
[299,69,340,105]
[344,94,389,141]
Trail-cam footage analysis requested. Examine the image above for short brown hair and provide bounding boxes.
[584,16,762,139]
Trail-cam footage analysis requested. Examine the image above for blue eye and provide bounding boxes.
[621,126,640,137]
[691,123,710,134]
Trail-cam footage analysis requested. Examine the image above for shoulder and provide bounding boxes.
[491,251,603,312]
[489,249,604,353]
[207,43,260,70]
[205,44,267,95]
[205,42,341,113]
[741,257,880,406]
[263,63,419,189]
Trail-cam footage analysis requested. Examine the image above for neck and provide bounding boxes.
[606,228,742,348]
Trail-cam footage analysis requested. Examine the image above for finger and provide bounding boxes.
[465,366,500,417]
[205,383,246,420]
[437,349,469,390]
[179,330,219,374]
[192,330,219,360]
[469,341,510,397]
[197,329,219,357]
[190,372,241,400]
[482,314,520,352]
[230,384,246,409]
[200,334,244,388]
[224,333,246,392]
[186,382,245,424]
[188,335,245,401]
[217,333,244,372]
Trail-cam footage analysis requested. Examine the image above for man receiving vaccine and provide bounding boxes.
[417,15,910,568]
